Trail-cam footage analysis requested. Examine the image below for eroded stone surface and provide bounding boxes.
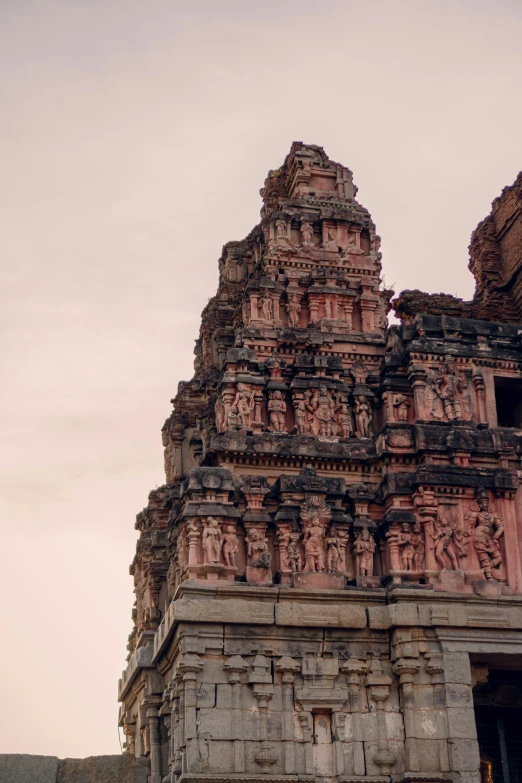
[115,145,522,783]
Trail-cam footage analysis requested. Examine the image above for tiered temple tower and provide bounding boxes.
[119,144,522,783]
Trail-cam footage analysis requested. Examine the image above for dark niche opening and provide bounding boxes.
[474,668,522,783]
[494,378,522,428]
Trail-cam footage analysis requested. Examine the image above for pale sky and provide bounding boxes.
[1,0,521,759]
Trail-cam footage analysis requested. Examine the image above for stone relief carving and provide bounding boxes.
[467,490,504,580]
[411,521,425,571]
[322,227,338,251]
[392,393,410,422]
[354,396,372,438]
[202,517,222,563]
[286,294,301,327]
[293,398,307,434]
[233,383,255,428]
[275,217,289,240]
[258,293,273,321]
[336,402,353,438]
[325,525,341,573]
[303,385,339,437]
[267,390,287,432]
[300,221,314,246]
[353,526,376,576]
[300,495,331,572]
[222,523,239,567]
[287,524,303,572]
[430,516,458,570]
[397,522,415,570]
[246,528,271,568]
[426,356,469,421]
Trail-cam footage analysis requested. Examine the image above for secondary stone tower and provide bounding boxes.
[119,144,522,783]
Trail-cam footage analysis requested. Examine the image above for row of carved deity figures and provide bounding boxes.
[222,383,373,438]
[177,491,505,582]
[243,289,387,333]
[386,491,505,580]
[273,217,373,255]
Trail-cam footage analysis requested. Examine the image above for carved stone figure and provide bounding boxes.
[322,227,338,251]
[301,496,331,572]
[398,523,414,571]
[433,356,468,421]
[227,405,241,430]
[411,522,425,571]
[345,234,364,255]
[430,516,458,570]
[392,393,410,422]
[353,527,376,576]
[276,527,290,571]
[286,295,301,327]
[469,492,504,579]
[314,384,337,436]
[287,526,303,572]
[233,383,255,428]
[303,520,325,572]
[222,523,239,567]
[276,218,288,238]
[325,526,341,573]
[354,396,372,438]
[202,517,222,563]
[247,529,271,568]
[336,403,353,438]
[268,390,287,432]
[259,294,272,321]
[294,399,307,434]
[300,222,314,246]
[336,528,349,574]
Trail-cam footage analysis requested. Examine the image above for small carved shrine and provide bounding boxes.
[119,144,522,783]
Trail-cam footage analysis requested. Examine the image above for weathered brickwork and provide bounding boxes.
[118,145,522,783]
[395,171,522,323]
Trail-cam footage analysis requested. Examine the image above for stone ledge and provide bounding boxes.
[276,601,367,628]
[178,776,315,783]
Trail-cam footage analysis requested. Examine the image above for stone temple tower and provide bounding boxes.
[119,144,522,783]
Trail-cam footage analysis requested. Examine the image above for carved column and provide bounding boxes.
[187,522,200,566]
[365,656,396,776]
[393,657,421,772]
[221,388,235,430]
[171,672,183,778]
[147,707,162,783]
[250,293,259,320]
[408,364,427,421]
[173,433,185,480]
[414,489,439,572]
[271,292,281,323]
[297,713,314,775]
[275,656,301,774]
[425,652,450,772]
[343,293,355,329]
[249,654,276,769]
[472,371,488,426]
[341,657,367,776]
[224,654,248,773]
[308,295,320,323]
[178,652,204,772]
[252,389,265,433]
[498,493,521,592]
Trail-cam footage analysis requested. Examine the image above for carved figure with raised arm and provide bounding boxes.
[233,383,255,428]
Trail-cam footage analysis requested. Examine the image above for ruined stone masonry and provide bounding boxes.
[118,144,522,783]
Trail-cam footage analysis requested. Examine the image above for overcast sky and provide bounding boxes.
[1,0,521,759]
